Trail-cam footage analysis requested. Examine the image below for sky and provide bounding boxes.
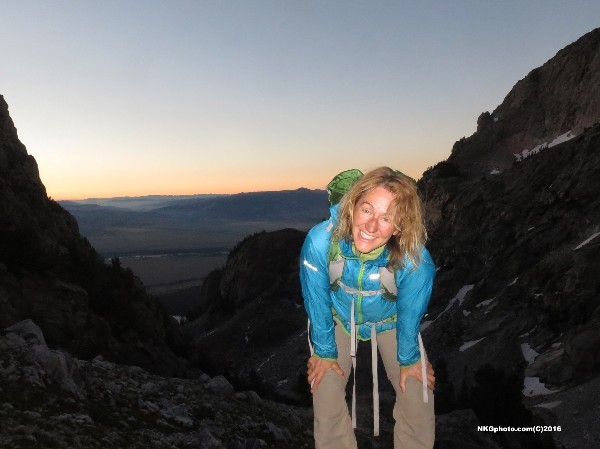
[1,1,599,200]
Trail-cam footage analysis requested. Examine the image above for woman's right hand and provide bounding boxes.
[307,355,345,393]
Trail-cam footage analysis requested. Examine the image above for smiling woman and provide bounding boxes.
[300,167,436,449]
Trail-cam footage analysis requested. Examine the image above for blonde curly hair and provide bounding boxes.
[333,166,427,268]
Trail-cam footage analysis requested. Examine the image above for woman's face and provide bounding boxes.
[352,186,397,254]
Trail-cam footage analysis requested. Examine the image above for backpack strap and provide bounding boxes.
[379,266,398,301]
[328,238,398,300]
[328,239,344,290]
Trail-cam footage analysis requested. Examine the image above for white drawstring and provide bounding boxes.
[350,299,357,429]
[418,332,429,403]
[307,319,314,356]
[371,325,379,436]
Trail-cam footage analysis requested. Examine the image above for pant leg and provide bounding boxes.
[312,324,357,449]
[377,329,435,449]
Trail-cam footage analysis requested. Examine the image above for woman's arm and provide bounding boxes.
[395,247,435,367]
[300,219,348,391]
[300,220,337,360]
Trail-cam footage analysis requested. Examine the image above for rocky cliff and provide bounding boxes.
[444,27,600,179]
[184,229,310,404]
[0,319,313,448]
[419,28,600,449]
[0,95,184,376]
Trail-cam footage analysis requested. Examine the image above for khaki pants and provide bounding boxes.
[313,324,434,449]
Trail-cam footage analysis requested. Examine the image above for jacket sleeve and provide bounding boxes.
[299,218,337,360]
[395,247,435,367]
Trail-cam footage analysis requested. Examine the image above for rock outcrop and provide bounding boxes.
[0,320,314,449]
[184,229,310,405]
[419,27,600,449]
[0,95,184,376]
[443,27,600,179]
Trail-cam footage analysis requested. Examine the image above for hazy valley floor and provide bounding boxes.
[116,253,228,316]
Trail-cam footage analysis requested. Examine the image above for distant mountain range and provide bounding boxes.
[61,188,328,222]
[60,189,328,256]
[63,194,220,211]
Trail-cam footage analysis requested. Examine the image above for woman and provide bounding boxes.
[300,167,435,449]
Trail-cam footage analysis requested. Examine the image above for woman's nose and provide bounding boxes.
[365,217,378,233]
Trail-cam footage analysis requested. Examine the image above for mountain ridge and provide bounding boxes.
[433,26,600,179]
[0,94,185,377]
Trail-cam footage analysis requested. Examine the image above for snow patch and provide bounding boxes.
[548,131,576,147]
[534,400,562,409]
[523,377,555,397]
[574,231,600,250]
[459,337,485,352]
[520,343,539,365]
[476,297,496,308]
[509,277,518,286]
[257,353,276,371]
[490,169,501,175]
[463,310,471,317]
[442,285,475,314]
[515,131,576,161]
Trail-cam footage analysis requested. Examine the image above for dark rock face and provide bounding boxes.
[0,320,314,449]
[184,229,311,405]
[442,27,600,179]
[419,29,600,449]
[0,95,184,376]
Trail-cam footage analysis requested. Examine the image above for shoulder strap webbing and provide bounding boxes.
[328,239,397,299]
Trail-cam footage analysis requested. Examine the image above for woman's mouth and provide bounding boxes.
[360,231,375,240]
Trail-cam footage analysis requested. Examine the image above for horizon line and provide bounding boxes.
[54,186,325,202]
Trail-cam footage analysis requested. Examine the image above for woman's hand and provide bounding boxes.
[307,355,344,393]
[399,359,435,393]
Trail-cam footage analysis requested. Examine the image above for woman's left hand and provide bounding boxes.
[399,360,435,393]
[307,355,344,393]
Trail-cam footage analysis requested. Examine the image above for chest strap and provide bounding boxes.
[329,257,398,299]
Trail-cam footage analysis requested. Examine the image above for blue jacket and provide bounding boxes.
[300,205,435,367]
